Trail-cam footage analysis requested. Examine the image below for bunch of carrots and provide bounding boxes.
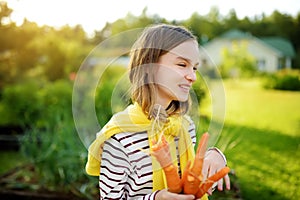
[151,132,230,198]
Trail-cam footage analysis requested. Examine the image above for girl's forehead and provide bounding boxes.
[168,40,200,63]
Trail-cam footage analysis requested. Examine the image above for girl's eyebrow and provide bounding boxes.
[176,56,199,67]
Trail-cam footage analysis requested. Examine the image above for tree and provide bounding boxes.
[0,1,12,26]
[220,41,257,77]
[92,8,166,45]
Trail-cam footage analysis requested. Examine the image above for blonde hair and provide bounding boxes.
[129,24,198,118]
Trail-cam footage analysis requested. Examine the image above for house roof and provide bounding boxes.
[218,29,296,58]
[260,37,296,57]
[220,29,252,39]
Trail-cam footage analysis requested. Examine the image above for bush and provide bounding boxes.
[20,122,98,199]
[220,43,257,78]
[0,78,98,199]
[39,80,73,127]
[0,80,43,127]
[0,79,73,128]
[95,66,129,126]
[192,73,207,106]
[263,70,300,91]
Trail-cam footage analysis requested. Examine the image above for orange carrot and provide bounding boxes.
[182,170,201,195]
[196,166,231,198]
[191,132,209,175]
[162,164,182,193]
[183,133,209,195]
[151,132,230,196]
[151,135,182,193]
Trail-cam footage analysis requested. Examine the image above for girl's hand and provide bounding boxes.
[202,149,231,195]
[155,189,195,200]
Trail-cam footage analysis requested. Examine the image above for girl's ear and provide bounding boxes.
[143,63,153,82]
[144,73,149,83]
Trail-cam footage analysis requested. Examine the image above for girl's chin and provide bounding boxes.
[176,95,189,102]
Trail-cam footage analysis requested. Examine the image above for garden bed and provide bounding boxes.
[0,164,93,200]
[0,189,85,200]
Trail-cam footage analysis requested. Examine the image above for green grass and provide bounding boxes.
[201,78,300,200]
[216,124,300,200]
[223,78,300,136]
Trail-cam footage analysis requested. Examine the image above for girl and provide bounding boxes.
[86,24,230,200]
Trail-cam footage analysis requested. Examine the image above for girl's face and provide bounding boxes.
[155,40,200,108]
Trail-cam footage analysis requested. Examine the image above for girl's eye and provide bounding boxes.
[178,63,186,67]
[193,66,198,71]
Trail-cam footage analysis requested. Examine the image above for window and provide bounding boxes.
[257,59,266,71]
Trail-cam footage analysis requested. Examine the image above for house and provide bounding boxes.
[199,29,296,73]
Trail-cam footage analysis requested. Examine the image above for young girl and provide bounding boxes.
[86,24,230,200]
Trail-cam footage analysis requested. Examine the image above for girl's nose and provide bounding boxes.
[185,70,197,82]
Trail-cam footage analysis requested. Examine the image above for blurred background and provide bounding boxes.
[0,0,299,199]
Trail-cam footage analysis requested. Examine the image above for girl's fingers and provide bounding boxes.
[156,189,195,200]
[224,174,231,190]
[217,177,224,191]
[206,188,213,195]
[201,157,210,179]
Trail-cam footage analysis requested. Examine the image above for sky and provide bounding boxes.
[6,0,300,35]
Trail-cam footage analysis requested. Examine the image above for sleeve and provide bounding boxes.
[99,136,159,200]
[206,147,227,165]
[187,119,197,146]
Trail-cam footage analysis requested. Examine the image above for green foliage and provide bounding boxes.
[192,73,207,105]
[1,3,300,90]
[95,80,114,126]
[0,78,99,198]
[0,79,73,128]
[39,80,74,126]
[0,76,101,198]
[0,9,90,87]
[27,29,90,81]
[93,8,167,44]
[0,2,12,26]
[20,121,97,199]
[95,66,129,127]
[220,41,257,78]
[0,80,43,127]
[263,69,300,91]
[0,151,25,175]
[183,12,216,44]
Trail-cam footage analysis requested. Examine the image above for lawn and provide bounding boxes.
[201,78,300,200]
[223,78,299,136]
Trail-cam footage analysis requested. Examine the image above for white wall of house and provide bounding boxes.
[200,37,282,73]
[199,38,227,67]
[248,38,282,73]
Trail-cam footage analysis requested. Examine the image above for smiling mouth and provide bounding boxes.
[179,84,191,92]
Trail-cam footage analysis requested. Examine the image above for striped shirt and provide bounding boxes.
[99,122,197,199]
